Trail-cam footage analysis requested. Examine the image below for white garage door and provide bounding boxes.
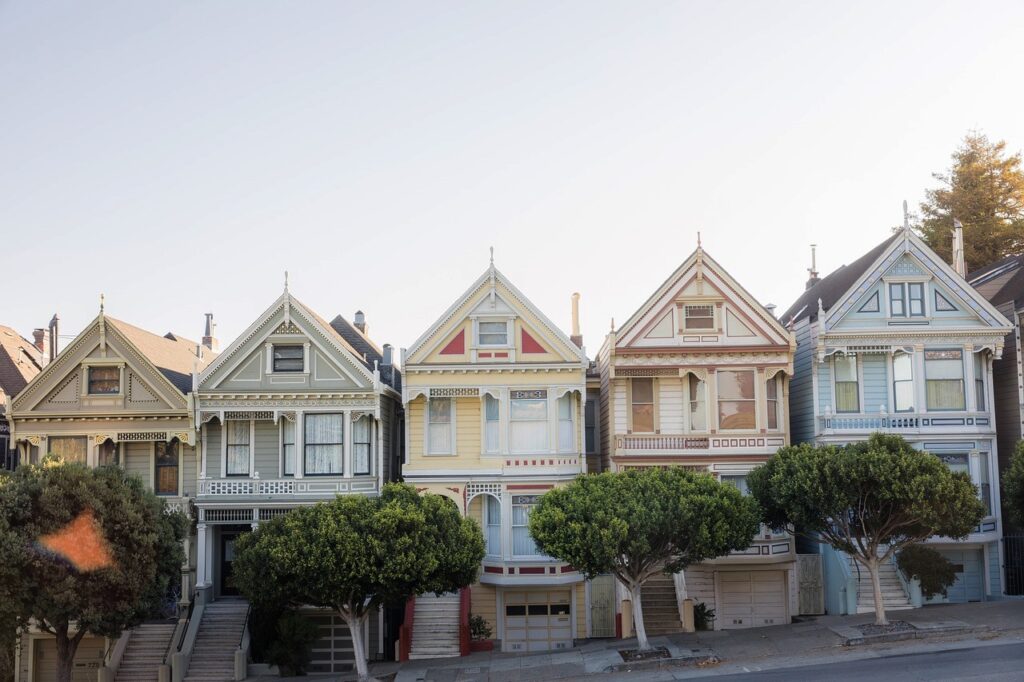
[503,590,572,652]
[33,636,105,682]
[937,549,984,603]
[718,571,787,629]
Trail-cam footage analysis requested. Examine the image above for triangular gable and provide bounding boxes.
[12,315,189,415]
[825,230,1013,332]
[406,265,587,366]
[616,247,792,348]
[199,292,376,392]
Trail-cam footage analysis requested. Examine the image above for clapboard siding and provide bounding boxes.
[456,397,481,456]
[205,422,222,478]
[123,441,151,488]
[613,383,627,434]
[789,320,816,444]
[658,377,685,432]
[254,420,280,478]
[684,565,717,614]
[862,354,888,413]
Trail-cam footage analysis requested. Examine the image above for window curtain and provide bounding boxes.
[766,378,779,429]
[226,421,250,475]
[512,504,539,556]
[926,352,965,410]
[717,370,756,429]
[428,398,452,454]
[484,395,500,453]
[974,353,986,411]
[893,353,914,412]
[305,413,343,474]
[510,399,547,453]
[282,419,295,476]
[630,379,654,432]
[155,441,178,495]
[689,375,706,431]
[833,355,859,413]
[353,415,372,475]
[485,495,501,556]
[48,436,87,464]
[557,394,574,452]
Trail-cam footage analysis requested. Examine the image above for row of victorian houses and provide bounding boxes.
[2,223,1022,680]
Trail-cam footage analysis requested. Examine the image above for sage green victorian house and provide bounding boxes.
[190,285,402,677]
[7,307,215,682]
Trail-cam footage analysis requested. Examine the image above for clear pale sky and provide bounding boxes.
[3,1,1023,359]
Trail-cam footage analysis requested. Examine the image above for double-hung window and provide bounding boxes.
[890,283,926,318]
[273,345,304,372]
[974,353,986,411]
[88,366,120,394]
[48,436,88,464]
[512,495,541,556]
[688,375,707,431]
[510,390,548,453]
[683,305,714,330]
[155,441,179,496]
[630,379,655,433]
[226,421,251,475]
[353,415,372,475]
[766,377,780,429]
[889,283,906,317]
[484,395,500,453]
[908,283,925,317]
[717,370,756,429]
[305,413,343,475]
[484,495,501,556]
[893,352,914,412]
[282,419,296,476]
[427,398,453,455]
[925,350,965,410]
[557,394,575,452]
[478,321,508,346]
[833,355,859,413]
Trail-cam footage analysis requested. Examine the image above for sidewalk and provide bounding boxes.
[371,600,1024,682]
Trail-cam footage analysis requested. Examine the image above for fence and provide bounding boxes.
[1003,536,1024,596]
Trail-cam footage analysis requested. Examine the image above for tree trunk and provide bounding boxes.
[629,582,651,651]
[54,628,81,682]
[341,608,370,681]
[867,557,888,626]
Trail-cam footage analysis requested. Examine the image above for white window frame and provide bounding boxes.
[687,374,707,433]
[303,412,345,476]
[765,375,782,430]
[717,369,758,430]
[352,414,374,476]
[153,440,181,497]
[280,418,296,477]
[482,494,502,557]
[483,393,501,455]
[891,351,915,413]
[924,348,966,412]
[681,304,716,331]
[473,317,514,348]
[508,390,549,455]
[426,397,456,456]
[224,419,253,477]
[557,393,575,453]
[832,354,861,414]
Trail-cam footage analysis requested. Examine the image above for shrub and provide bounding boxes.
[263,611,320,677]
[693,602,715,631]
[897,545,958,598]
[469,614,492,641]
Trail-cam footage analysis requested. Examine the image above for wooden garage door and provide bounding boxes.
[33,636,105,682]
[503,590,572,652]
[718,571,787,629]
[305,612,354,673]
[939,549,984,603]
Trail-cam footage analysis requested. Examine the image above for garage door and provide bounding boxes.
[718,571,787,629]
[503,590,572,652]
[939,549,984,603]
[33,636,105,682]
[305,612,354,673]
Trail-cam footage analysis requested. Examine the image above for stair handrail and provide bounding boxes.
[235,603,253,682]
[170,599,206,682]
[238,602,252,649]
[164,597,196,665]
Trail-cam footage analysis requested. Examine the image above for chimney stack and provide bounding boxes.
[32,329,49,366]
[805,244,821,290]
[570,293,583,348]
[382,343,393,366]
[952,219,967,277]
[354,310,367,335]
[48,314,59,362]
[202,313,219,352]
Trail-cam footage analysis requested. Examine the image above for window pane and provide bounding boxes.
[156,441,177,466]
[631,378,654,403]
[909,283,925,316]
[718,400,755,430]
[485,395,499,421]
[558,395,574,452]
[353,416,372,474]
[894,381,915,412]
[767,400,778,429]
[940,452,969,475]
[479,321,507,345]
[429,423,452,453]
[834,355,858,382]
[927,380,965,410]
[155,441,178,495]
[227,420,251,474]
[632,403,654,433]
[510,420,547,452]
[893,353,913,381]
[429,398,452,423]
[305,413,343,474]
[974,353,985,411]
[689,375,706,431]
[684,305,714,329]
[978,455,992,515]
[88,366,120,394]
[718,371,754,400]
[835,382,860,412]
[511,399,546,420]
[98,440,119,466]
[721,475,749,495]
[273,345,304,372]
[512,504,539,556]
[890,284,906,316]
[485,496,501,555]
[282,420,295,475]
[48,436,88,463]
[228,420,250,445]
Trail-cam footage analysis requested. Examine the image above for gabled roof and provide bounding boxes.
[782,233,900,325]
[969,253,1024,308]
[106,318,215,393]
[328,315,401,390]
[0,326,42,398]
[405,263,587,365]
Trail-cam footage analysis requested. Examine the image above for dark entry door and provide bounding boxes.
[220,532,239,596]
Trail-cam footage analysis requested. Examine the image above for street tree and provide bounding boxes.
[0,460,187,682]
[915,132,1024,271]
[748,433,984,625]
[231,483,484,681]
[527,468,761,651]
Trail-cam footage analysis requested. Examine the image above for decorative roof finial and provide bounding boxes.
[902,200,911,233]
[489,246,494,266]
[284,270,289,293]
[697,231,702,249]
[610,317,615,332]
[99,293,105,315]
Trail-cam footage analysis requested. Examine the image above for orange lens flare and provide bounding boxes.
[38,508,114,572]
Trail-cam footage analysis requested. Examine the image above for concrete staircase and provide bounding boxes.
[183,599,249,682]
[409,593,461,659]
[115,622,176,682]
[850,553,914,614]
[641,574,683,635]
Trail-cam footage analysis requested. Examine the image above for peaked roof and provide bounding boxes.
[106,317,215,393]
[405,263,587,364]
[968,253,1024,308]
[782,233,901,325]
[0,326,42,398]
[329,315,401,390]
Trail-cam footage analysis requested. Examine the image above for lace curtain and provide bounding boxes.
[305,413,343,474]
[282,419,295,475]
[557,394,574,452]
[353,415,372,475]
[226,421,250,475]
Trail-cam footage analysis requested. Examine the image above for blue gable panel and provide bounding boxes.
[862,354,888,413]
[818,360,833,415]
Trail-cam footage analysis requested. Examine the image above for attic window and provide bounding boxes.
[273,345,304,372]
[478,321,508,346]
[683,305,714,330]
[88,366,120,394]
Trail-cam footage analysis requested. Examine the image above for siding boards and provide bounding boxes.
[862,354,888,413]
[408,400,424,459]
[817,359,832,417]
[254,421,280,478]
[613,383,627,434]
[123,442,151,488]
[789,321,816,444]
[658,378,684,433]
[456,397,481,456]
[205,423,222,478]
[684,565,716,614]
[182,445,198,496]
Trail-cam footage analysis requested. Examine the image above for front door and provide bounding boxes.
[220,532,240,596]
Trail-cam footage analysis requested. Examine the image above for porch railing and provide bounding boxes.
[819,411,990,432]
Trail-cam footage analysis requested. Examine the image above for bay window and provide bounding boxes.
[154,441,179,496]
[510,390,548,453]
[427,398,453,455]
[925,350,965,410]
[557,394,575,452]
[688,375,707,431]
[717,370,756,430]
[484,395,500,453]
[48,436,87,464]
[834,355,860,413]
[512,495,541,556]
[353,415,372,475]
[226,420,251,476]
[974,353,986,411]
[304,413,343,475]
[282,419,295,476]
[893,352,914,412]
[484,495,501,556]
[630,379,654,433]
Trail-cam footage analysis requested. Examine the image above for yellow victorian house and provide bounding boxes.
[401,258,590,656]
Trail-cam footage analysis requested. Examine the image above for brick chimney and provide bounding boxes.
[570,293,583,348]
[32,328,49,365]
[202,313,219,352]
[354,310,367,335]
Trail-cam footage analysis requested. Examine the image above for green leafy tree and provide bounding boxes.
[749,434,984,625]
[1004,440,1024,530]
[528,468,761,651]
[915,132,1024,271]
[897,545,957,599]
[0,461,186,682]
[231,483,484,681]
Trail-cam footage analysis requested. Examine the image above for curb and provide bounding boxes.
[829,620,991,646]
